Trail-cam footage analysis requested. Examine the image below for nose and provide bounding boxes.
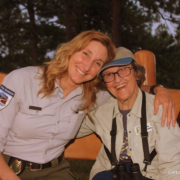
[83,61,92,72]
[114,73,122,83]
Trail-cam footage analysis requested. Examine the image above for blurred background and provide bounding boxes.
[0,0,180,88]
[0,1,180,179]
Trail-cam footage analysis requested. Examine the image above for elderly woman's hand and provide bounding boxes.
[154,86,176,128]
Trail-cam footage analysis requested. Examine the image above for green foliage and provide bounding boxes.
[143,24,180,88]
[0,0,180,88]
[0,0,65,72]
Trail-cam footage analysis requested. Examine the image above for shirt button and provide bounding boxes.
[57,121,59,124]
[129,131,131,133]
[150,176,152,178]
[129,114,131,117]
[130,148,132,151]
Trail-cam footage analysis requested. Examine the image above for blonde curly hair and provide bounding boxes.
[38,30,116,118]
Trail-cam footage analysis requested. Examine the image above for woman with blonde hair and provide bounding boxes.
[0,30,175,180]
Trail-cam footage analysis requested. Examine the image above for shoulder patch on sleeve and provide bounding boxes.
[0,84,15,110]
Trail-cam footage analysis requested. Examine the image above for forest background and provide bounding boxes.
[0,0,180,179]
[0,0,180,88]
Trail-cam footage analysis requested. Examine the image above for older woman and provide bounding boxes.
[77,47,180,180]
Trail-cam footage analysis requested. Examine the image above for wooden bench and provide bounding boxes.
[0,50,180,160]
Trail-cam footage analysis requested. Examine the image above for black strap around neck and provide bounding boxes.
[104,117,118,166]
[111,117,118,164]
[141,91,151,170]
[141,91,157,171]
[177,111,180,127]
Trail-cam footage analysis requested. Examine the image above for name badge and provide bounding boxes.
[134,122,152,135]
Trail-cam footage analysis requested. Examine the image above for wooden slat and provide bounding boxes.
[134,50,156,85]
[64,134,102,160]
[0,73,7,84]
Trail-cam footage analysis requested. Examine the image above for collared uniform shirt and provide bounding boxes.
[77,89,180,180]
[0,66,111,164]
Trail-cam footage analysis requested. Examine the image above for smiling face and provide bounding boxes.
[102,64,139,110]
[67,40,108,87]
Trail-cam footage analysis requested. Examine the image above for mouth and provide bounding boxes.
[76,67,85,75]
[116,84,126,90]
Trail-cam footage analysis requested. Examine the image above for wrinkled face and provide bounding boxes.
[67,40,108,86]
[102,64,139,107]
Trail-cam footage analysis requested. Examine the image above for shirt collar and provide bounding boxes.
[55,80,83,99]
[111,88,142,118]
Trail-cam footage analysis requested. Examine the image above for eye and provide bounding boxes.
[105,73,112,77]
[96,62,101,67]
[120,67,125,71]
[83,52,88,56]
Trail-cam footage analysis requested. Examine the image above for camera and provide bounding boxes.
[129,163,142,180]
[113,163,142,180]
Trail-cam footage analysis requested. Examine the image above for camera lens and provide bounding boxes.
[129,163,142,180]
[117,163,126,171]
[116,163,127,180]
[130,163,140,171]
[123,172,131,180]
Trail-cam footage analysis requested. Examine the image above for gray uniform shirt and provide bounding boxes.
[0,66,110,164]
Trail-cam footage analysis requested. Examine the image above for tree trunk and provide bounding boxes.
[65,1,73,41]
[27,0,39,65]
[111,0,123,47]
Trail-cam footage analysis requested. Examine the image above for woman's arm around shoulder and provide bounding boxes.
[76,114,95,138]
[141,85,176,128]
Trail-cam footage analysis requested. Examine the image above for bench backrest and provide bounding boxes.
[0,73,6,84]
[0,50,180,160]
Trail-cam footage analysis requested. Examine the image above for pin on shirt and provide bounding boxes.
[134,122,152,135]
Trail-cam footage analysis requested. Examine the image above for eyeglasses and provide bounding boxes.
[102,67,133,83]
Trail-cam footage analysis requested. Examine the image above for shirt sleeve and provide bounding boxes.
[76,114,96,138]
[92,90,111,109]
[0,70,21,152]
[77,90,111,138]
[154,105,180,180]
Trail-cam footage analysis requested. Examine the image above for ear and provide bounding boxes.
[103,81,108,87]
[135,73,139,81]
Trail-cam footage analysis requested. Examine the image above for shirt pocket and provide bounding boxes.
[20,105,56,116]
[12,105,56,139]
[133,130,156,153]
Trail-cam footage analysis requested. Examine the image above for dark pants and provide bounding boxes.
[3,154,76,180]
[93,162,153,180]
[93,170,153,180]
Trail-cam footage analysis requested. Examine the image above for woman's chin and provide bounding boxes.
[72,76,95,85]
